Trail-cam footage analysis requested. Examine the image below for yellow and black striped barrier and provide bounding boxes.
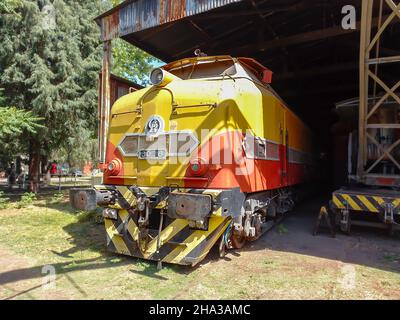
[332,190,400,214]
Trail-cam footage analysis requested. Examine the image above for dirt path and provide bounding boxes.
[170,197,400,300]
[0,247,69,300]
[0,247,43,299]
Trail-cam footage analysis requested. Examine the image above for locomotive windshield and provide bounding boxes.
[167,58,237,80]
[164,56,267,84]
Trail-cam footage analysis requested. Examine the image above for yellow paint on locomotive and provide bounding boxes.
[77,56,317,266]
[108,57,312,188]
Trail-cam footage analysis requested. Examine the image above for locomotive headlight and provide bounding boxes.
[106,158,122,176]
[150,68,181,86]
[150,68,164,85]
[102,208,118,220]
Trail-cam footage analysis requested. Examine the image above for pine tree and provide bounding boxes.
[0,0,106,192]
[0,0,21,14]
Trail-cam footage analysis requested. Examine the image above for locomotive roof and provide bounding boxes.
[163,55,271,77]
[96,0,399,136]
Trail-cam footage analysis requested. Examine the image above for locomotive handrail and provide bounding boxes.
[136,87,177,114]
[172,103,217,114]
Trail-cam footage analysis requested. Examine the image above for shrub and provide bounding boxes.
[17,192,37,208]
[0,191,9,209]
[49,192,65,204]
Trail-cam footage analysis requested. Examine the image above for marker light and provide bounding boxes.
[107,158,122,176]
[188,158,208,177]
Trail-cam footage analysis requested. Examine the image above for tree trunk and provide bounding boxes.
[29,139,41,193]
[41,155,51,186]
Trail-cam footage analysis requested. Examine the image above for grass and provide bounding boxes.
[0,192,399,300]
[383,253,400,263]
[0,191,9,209]
[277,224,289,234]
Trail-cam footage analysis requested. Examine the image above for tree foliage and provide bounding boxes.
[0,0,158,188]
[0,106,43,139]
[0,0,106,188]
[112,39,159,85]
[0,0,22,14]
[0,89,42,168]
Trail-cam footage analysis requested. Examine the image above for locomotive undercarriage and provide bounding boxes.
[70,185,296,266]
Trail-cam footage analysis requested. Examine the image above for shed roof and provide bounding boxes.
[96,0,400,136]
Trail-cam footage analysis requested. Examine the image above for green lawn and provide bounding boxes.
[0,192,399,300]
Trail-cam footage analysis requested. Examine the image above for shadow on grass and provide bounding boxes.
[8,191,397,291]
[130,267,169,281]
[0,255,131,287]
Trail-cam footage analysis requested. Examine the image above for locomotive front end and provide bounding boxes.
[70,56,250,266]
[70,55,314,266]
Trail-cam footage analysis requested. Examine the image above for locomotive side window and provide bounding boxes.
[288,148,313,165]
[244,134,280,161]
[266,142,279,160]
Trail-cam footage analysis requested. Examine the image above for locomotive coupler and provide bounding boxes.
[138,198,151,227]
[69,188,116,211]
[137,198,151,254]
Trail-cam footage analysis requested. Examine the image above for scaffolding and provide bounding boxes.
[358,0,400,187]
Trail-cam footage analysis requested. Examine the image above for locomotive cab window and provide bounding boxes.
[167,58,237,80]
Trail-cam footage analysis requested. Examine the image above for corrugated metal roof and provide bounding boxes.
[97,0,243,41]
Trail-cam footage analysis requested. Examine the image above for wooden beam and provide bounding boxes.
[274,62,358,80]
[280,83,357,98]
[99,40,111,164]
[172,20,255,58]
[231,14,399,55]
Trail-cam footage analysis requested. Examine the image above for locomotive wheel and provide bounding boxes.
[231,233,246,249]
[218,236,226,258]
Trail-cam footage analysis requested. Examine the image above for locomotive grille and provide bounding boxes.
[118,131,199,158]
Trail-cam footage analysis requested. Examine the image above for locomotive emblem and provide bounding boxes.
[145,115,164,136]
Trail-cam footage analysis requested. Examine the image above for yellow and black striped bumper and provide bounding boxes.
[332,189,400,214]
[105,210,231,266]
[95,185,238,266]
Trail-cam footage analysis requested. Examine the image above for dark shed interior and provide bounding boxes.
[98,0,400,188]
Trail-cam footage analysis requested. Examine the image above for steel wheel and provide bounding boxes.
[231,233,246,249]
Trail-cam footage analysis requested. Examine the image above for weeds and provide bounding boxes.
[0,191,9,209]
[16,192,37,209]
[383,253,400,263]
[49,192,65,204]
[76,210,99,223]
[277,224,288,234]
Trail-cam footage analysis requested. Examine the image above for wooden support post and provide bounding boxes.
[357,0,374,180]
[99,40,112,165]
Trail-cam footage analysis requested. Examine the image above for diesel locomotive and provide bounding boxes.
[70,55,318,266]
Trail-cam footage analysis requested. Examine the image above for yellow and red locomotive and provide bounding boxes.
[71,55,317,266]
